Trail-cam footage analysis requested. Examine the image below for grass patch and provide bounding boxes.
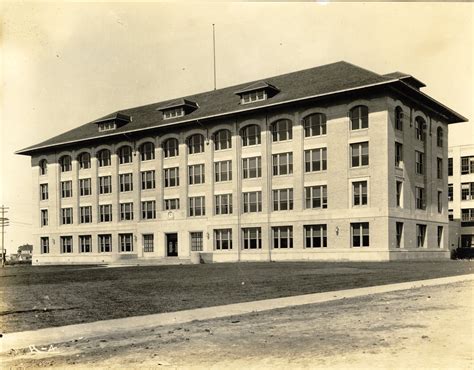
[0,261,472,333]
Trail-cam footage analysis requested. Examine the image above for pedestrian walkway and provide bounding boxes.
[2,274,473,352]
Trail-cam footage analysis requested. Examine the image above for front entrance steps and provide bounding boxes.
[108,257,193,266]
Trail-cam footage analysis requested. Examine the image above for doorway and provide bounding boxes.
[166,233,178,257]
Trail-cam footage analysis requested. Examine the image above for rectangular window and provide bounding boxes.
[272,152,293,176]
[415,151,424,175]
[60,236,73,253]
[272,226,293,249]
[449,209,454,221]
[164,198,180,210]
[352,181,368,206]
[143,234,154,252]
[416,224,427,248]
[99,176,112,194]
[120,202,134,221]
[437,158,443,179]
[215,229,232,250]
[119,233,133,252]
[79,235,92,253]
[438,191,443,213]
[61,180,73,198]
[79,178,92,196]
[189,196,205,217]
[396,222,403,248]
[243,191,262,213]
[214,160,232,182]
[40,184,49,200]
[304,148,327,172]
[188,164,205,185]
[242,228,261,249]
[40,237,49,254]
[448,184,454,202]
[163,107,184,119]
[304,225,327,248]
[164,167,179,187]
[242,157,262,179]
[215,194,233,215]
[61,208,73,225]
[190,232,203,251]
[437,226,443,248]
[141,201,156,220]
[98,234,112,253]
[395,142,403,168]
[461,183,474,200]
[80,206,92,224]
[99,204,112,222]
[350,142,369,167]
[119,173,133,192]
[351,222,370,247]
[461,209,474,222]
[241,90,266,104]
[396,181,403,207]
[448,157,453,176]
[141,170,156,190]
[305,185,328,209]
[273,188,293,211]
[461,156,474,175]
[416,187,426,210]
[41,209,48,227]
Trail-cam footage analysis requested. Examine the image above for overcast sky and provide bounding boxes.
[1,2,472,253]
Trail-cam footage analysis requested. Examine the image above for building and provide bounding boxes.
[448,144,474,249]
[16,61,467,265]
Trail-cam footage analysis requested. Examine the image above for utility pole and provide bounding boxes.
[1,205,9,268]
[212,23,216,91]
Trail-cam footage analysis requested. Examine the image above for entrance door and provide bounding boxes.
[166,233,178,257]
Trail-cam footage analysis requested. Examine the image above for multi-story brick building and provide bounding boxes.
[448,144,474,248]
[17,61,466,265]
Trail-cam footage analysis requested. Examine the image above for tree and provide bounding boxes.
[18,244,33,254]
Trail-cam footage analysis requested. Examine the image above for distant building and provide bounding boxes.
[448,144,474,248]
[16,61,466,265]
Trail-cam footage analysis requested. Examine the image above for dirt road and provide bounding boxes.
[2,281,473,369]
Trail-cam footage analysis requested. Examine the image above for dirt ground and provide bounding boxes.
[2,281,473,369]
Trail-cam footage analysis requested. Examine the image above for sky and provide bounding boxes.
[1,2,473,253]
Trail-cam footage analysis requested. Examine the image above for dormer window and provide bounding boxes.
[93,113,131,133]
[158,98,198,120]
[99,122,117,132]
[163,107,185,120]
[242,90,266,104]
[235,81,279,105]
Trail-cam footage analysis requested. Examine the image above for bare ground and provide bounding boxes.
[2,280,473,369]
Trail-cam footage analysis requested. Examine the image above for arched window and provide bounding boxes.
[350,105,369,130]
[240,124,261,147]
[39,159,48,176]
[214,129,232,151]
[140,142,155,161]
[59,155,72,173]
[117,145,133,164]
[437,127,443,147]
[97,149,111,167]
[77,152,91,169]
[395,106,404,131]
[187,134,205,154]
[415,117,426,141]
[303,113,326,137]
[162,138,179,158]
[271,119,292,142]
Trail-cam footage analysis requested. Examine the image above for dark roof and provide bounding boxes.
[383,72,426,89]
[234,81,280,95]
[17,61,466,155]
[92,112,131,124]
[157,98,199,111]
